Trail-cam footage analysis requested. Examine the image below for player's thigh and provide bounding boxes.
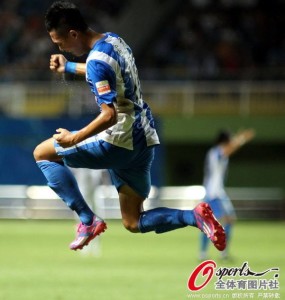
[108,146,154,200]
[33,138,61,162]
[60,139,129,169]
[118,184,145,233]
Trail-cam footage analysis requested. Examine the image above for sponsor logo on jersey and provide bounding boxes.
[96,80,111,95]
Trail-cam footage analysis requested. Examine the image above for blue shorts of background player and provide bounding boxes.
[204,196,236,220]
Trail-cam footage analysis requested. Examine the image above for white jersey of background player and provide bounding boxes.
[204,146,229,202]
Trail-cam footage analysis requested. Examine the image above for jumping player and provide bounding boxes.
[200,129,255,260]
[34,1,226,252]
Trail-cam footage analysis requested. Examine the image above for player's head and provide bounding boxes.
[45,1,89,56]
[214,130,232,145]
[45,1,88,35]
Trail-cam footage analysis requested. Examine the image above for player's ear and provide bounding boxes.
[69,30,79,39]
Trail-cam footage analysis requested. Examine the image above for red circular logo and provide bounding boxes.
[187,260,217,291]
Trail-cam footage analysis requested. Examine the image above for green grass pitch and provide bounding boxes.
[0,220,283,300]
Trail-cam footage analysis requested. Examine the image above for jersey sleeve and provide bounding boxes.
[86,59,117,106]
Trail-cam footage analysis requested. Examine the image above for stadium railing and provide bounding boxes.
[0,185,283,221]
[1,81,285,117]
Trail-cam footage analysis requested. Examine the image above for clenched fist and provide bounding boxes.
[53,128,77,148]
[50,54,67,73]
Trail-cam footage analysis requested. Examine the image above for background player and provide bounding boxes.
[200,128,255,260]
[33,1,226,252]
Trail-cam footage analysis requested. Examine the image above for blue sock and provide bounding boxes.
[138,207,197,233]
[37,160,94,225]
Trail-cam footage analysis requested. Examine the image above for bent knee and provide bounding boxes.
[33,139,58,162]
[122,219,140,233]
[33,144,45,161]
[33,145,41,161]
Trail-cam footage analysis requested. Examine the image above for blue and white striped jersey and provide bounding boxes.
[85,32,160,150]
[203,146,229,200]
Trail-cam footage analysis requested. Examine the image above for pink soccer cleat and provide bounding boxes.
[69,216,107,251]
[194,202,226,251]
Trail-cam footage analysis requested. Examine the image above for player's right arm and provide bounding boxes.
[49,54,86,76]
[223,129,255,157]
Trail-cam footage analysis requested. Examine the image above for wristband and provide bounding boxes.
[65,61,77,74]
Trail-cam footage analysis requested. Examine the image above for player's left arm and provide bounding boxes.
[53,103,117,147]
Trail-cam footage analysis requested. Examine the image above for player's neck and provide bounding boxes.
[87,28,105,49]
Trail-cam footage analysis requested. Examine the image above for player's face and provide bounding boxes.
[49,30,87,57]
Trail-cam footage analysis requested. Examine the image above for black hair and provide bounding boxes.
[214,129,232,145]
[45,1,88,35]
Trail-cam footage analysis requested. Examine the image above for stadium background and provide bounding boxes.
[0,1,284,299]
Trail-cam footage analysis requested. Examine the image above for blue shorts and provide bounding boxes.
[204,196,236,219]
[54,135,155,199]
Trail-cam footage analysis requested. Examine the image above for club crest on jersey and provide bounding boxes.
[96,80,111,95]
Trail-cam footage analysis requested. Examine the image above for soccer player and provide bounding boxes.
[200,129,255,260]
[33,1,226,251]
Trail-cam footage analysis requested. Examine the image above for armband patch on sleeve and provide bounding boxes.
[95,80,111,95]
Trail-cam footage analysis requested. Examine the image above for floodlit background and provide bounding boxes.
[0,1,284,299]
